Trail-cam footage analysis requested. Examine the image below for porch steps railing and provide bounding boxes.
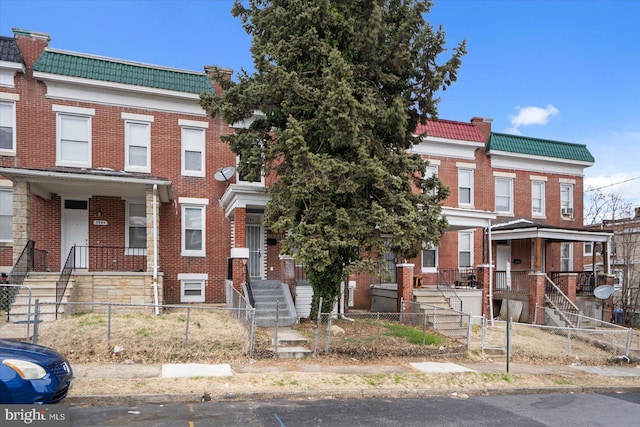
[249,280,297,327]
[544,274,581,329]
[8,273,75,323]
[4,240,49,317]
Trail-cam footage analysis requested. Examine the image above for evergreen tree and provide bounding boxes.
[201,0,465,316]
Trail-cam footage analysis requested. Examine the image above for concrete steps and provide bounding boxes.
[413,288,451,309]
[251,280,297,327]
[270,328,312,359]
[7,273,75,322]
[414,288,468,340]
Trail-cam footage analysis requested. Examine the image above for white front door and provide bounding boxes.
[495,244,511,289]
[246,215,264,279]
[62,199,88,269]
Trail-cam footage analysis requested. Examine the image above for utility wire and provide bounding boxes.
[585,176,640,193]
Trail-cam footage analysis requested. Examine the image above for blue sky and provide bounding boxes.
[3,0,640,207]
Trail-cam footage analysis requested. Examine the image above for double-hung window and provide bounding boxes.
[0,187,12,242]
[458,231,473,269]
[458,167,474,206]
[424,164,438,196]
[560,242,573,271]
[180,197,208,257]
[54,105,95,168]
[0,100,16,154]
[422,244,438,273]
[494,176,514,214]
[180,119,208,177]
[126,202,146,255]
[560,181,574,218]
[178,273,207,303]
[123,113,153,173]
[531,179,546,217]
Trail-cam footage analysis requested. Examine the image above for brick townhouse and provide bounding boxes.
[1,29,613,324]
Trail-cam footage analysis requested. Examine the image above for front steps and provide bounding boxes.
[270,327,312,359]
[414,287,469,340]
[251,280,298,327]
[6,273,75,323]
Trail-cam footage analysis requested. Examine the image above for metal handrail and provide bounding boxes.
[436,270,463,312]
[56,246,75,318]
[544,274,580,328]
[244,263,255,307]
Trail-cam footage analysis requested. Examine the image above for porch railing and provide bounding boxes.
[544,273,581,328]
[56,246,75,317]
[436,270,463,313]
[494,270,530,294]
[73,246,146,271]
[439,268,478,288]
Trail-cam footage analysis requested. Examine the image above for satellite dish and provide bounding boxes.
[593,285,615,300]
[214,166,235,182]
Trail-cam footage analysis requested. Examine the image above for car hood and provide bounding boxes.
[0,339,67,366]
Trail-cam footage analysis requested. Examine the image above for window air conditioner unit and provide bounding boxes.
[561,207,573,217]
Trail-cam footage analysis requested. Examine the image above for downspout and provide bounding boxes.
[488,221,494,326]
[153,184,159,315]
[338,279,354,322]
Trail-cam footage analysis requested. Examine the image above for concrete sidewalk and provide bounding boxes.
[65,359,640,407]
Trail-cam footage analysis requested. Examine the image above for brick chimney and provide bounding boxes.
[471,117,493,141]
[13,28,50,73]
[204,65,233,94]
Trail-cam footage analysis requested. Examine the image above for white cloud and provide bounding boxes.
[505,105,560,134]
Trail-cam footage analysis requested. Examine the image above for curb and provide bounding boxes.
[64,384,640,407]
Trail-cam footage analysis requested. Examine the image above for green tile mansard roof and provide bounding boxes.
[33,49,213,94]
[487,132,595,163]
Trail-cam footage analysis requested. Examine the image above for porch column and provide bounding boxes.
[145,188,158,273]
[396,263,414,312]
[476,264,491,318]
[231,207,248,291]
[601,241,610,275]
[557,272,577,304]
[12,181,30,264]
[529,272,546,325]
[534,238,542,272]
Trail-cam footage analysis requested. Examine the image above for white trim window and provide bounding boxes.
[458,231,473,268]
[584,242,593,256]
[126,201,146,255]
[180,198,208,257]
[54,105,94,168]
[560,183,574,218]
[424,164,438,196]
[0,187,12,242]
[458,168,474,206]
[123,113,153,173]
[180,119,208,177]
[422,244,438,273]
[560,242,573,271]
[178,273,207,303]
[0,100,16,154]
[495,177,513,214]
[531,180,546,217]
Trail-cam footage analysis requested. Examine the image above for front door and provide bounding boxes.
[246,214,264,279]
[495,244,510,289]
[62,199,88,269]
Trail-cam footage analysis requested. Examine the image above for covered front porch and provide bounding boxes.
[1,166,172,314]
[485,219,614,323]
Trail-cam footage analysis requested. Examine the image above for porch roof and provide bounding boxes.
[442,207,496,230]
[0,167,172,202]
[490,219,612,243]
[219,183,270,218]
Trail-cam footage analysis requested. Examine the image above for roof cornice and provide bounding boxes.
[33,71,202,100]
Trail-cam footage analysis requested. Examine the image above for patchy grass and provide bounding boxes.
[383,323,444,346]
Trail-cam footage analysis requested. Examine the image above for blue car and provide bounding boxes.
[0,339,73,404]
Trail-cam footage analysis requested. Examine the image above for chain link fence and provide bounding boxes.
[481,307,633,362]
[3,299,256,361]
[0,284,34,341]
[307,299,473,358]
